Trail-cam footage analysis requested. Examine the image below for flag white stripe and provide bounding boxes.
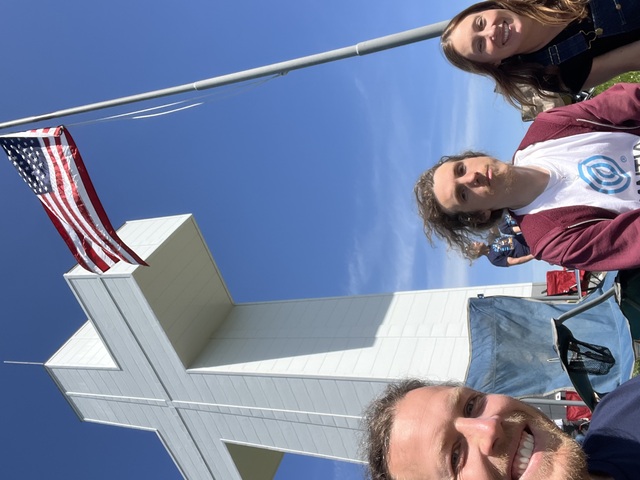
[39,197,106,272]
[54,132,141,263]
[41,195,116,270]
[38,133,120,266]
[44,132,121,258]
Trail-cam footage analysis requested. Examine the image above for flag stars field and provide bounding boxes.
[7,139,52,194]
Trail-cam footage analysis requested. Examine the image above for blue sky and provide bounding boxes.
[0,1,552,478]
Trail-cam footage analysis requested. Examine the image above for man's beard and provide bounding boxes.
[513,411,589,480]
[479,413,589,480]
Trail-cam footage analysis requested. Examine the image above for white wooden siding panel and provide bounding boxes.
[448,337,472,379]
[184,413,240,480]
[388,337,420,378]
[198,411,359,461]
[189,285,532,382]
[56,282,167,399]
[102,277,194,400]
[130,216,233,368]
[358,339,388,378]
[388,294,414,326]
[47,322,117,368]
[304,379,331,413]
[429,338,459,381]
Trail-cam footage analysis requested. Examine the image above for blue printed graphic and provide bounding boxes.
[578,155,631,194]
[491,237,514,254]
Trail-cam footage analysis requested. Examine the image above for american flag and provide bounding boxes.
[0,126,147,273]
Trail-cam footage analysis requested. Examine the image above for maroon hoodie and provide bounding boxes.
[511,83,640,270]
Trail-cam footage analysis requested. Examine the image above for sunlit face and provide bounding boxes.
[387,386,589,480]
[432,156,513,215]
[448,9,527,64]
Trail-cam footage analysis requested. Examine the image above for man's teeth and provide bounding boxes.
[514,432,534,477]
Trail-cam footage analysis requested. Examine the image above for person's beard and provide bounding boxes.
[512,411,589,480]
[475,413,589,480]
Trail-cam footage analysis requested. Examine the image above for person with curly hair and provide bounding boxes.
[362,376,640,480]
[415,83,640,271]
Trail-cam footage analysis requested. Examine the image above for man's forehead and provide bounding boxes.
[390,385,467,480]
[401,384,465,411]
[432,161,458,212]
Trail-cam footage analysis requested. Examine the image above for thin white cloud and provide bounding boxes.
[346,76,441,294]
[348,71,461,293]
[345,64,534,295]
[441,73,498,152]
[434,244,472,288]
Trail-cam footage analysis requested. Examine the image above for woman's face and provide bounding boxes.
[448,9,528,64]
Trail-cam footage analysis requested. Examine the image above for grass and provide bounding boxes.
[592,71,640,96]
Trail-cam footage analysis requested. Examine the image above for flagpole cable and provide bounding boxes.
[63,75,279,128]
[0,21,447,130]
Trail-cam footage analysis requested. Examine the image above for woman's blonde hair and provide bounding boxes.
[441,0,589,108]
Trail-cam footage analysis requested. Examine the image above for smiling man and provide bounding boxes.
[362,377,640,480]
[415,83,640,271]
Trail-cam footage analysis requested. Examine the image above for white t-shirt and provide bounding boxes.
[512,132,640,216]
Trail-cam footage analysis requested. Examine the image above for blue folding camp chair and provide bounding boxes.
[465,272,635,411]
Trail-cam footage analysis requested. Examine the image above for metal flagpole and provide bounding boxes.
[0,20,448,130]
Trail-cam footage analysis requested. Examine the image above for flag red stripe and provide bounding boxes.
[39,196,113,272]
[40,193,119,268]
[60,129,146,265]
[40,136,121,266]
[51,131,146,265]
[40,203,108,272]
[42,134,122,262]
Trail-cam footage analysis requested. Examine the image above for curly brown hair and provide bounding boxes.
[414,152,505,259]
[441,0,589,108]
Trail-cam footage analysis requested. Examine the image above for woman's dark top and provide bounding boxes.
[516,0,640,92]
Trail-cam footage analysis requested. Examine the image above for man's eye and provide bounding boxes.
[451,443,462,473]
[464,395,484,416]
[456,163,466,176]
[464,397,475,416]
[477,38,484,53]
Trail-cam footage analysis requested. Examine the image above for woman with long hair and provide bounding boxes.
[441,0,640,108]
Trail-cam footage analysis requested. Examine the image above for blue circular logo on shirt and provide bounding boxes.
[578,155,631,194]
